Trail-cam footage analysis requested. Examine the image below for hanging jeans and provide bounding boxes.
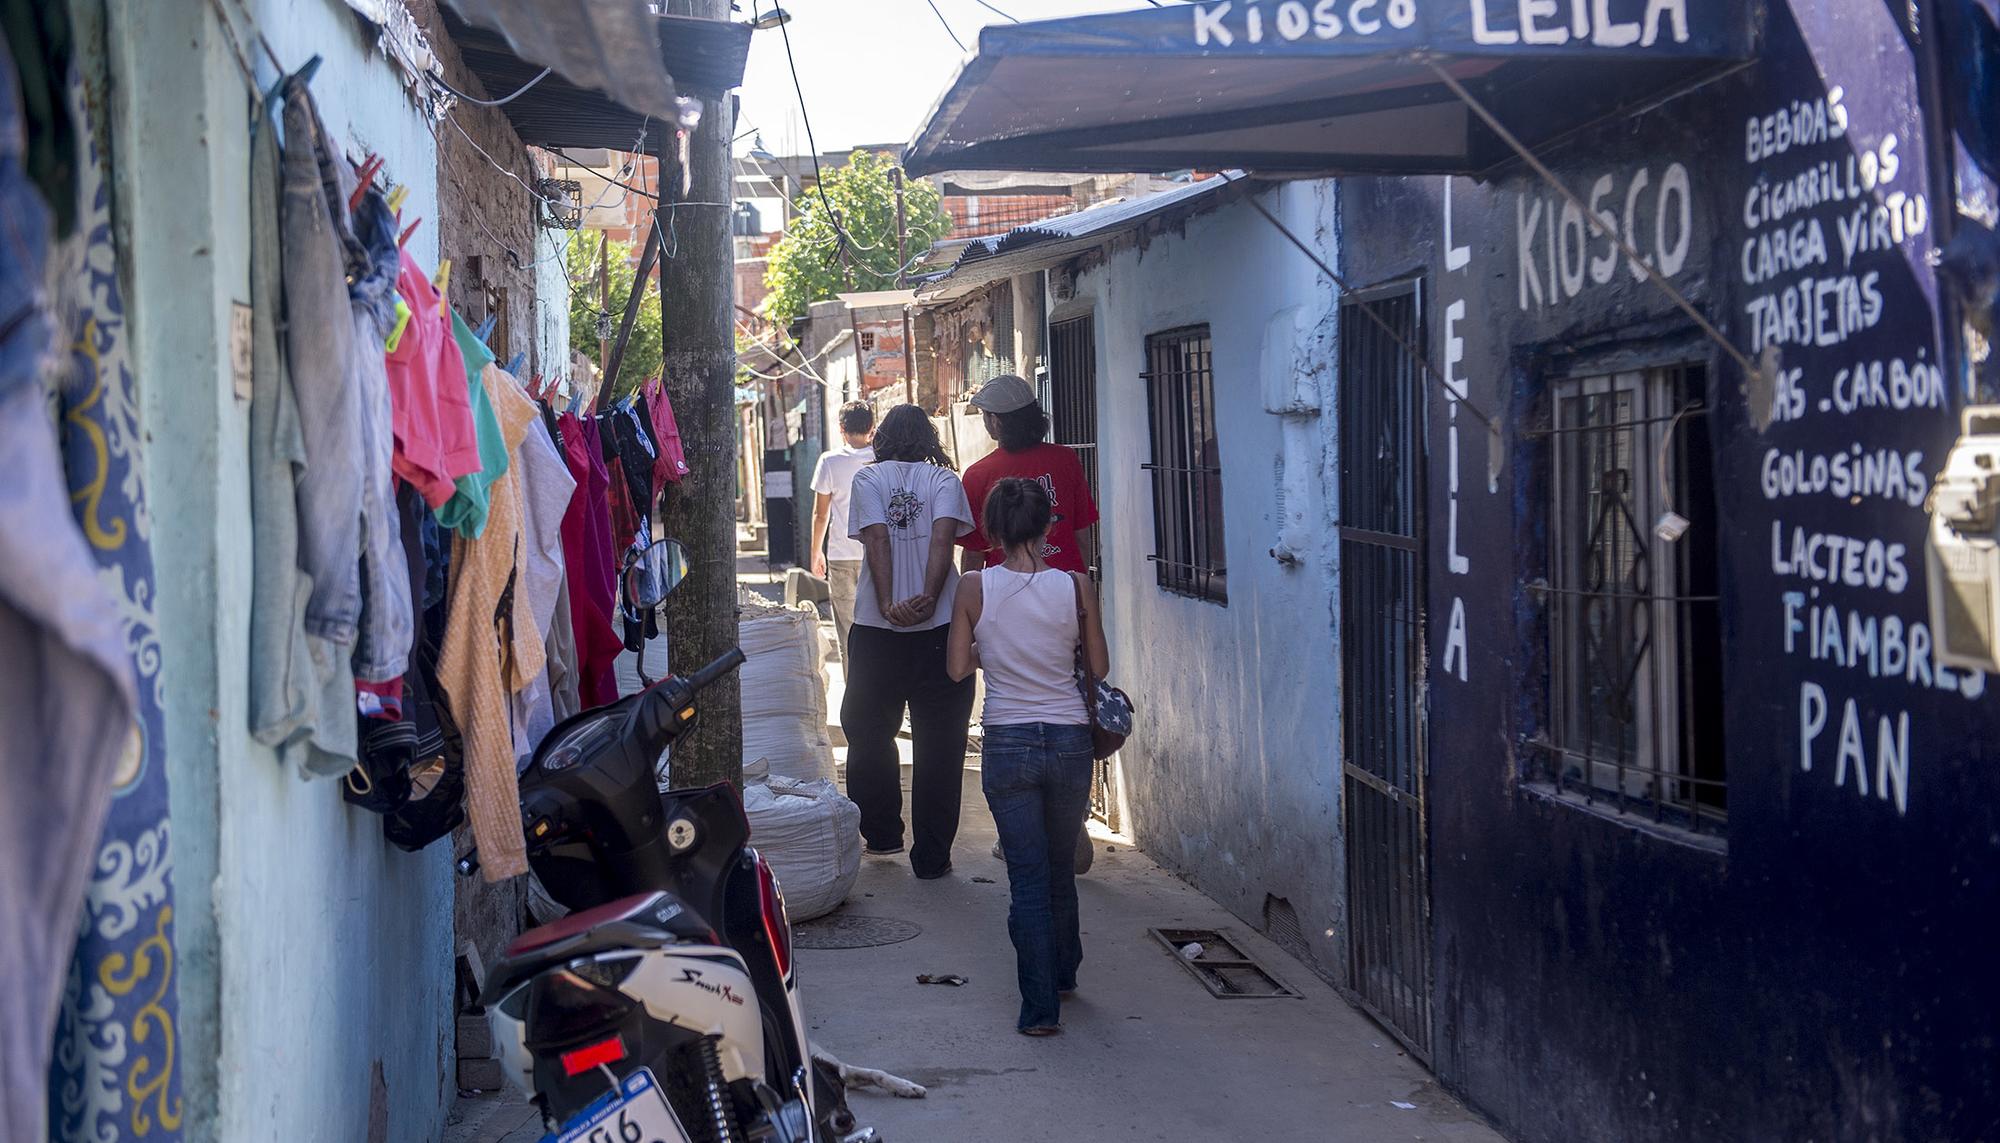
[279,78,363,643]
[840,623,975,878]
[981,722,1094,1031]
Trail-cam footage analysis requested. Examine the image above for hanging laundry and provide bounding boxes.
[545,577,582,721]
[509,378,577,764]
[436,311,509,538]
[278,75,366,646]
[437,364,547,882]
[643,377,691,489]
[385,249,480,508]
[378,483,467,852]
[344,169,414,686]
[0,37,138,1142]
[248,92,357,779]
[558,410,623,707]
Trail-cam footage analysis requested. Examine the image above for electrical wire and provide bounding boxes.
[925,0,969,50]
[432,65,553,107]
[767,0,862,259]
[967,0,1019,23]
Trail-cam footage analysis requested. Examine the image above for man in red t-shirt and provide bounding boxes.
[957,375,1100,575]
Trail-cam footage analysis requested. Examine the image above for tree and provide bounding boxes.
[762,151,951,323]
[567,234,662,400]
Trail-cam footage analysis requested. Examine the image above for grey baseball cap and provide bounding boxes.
[969,374,1036,413]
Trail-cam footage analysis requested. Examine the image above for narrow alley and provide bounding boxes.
[9,1,2000,1142]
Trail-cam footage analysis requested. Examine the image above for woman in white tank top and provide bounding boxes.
[947,478,1110,1035]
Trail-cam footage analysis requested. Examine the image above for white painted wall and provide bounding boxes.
[1073,182,1347,978]
[111,1,453,1138]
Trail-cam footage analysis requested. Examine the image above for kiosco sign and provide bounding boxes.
[1188,0,1697,50]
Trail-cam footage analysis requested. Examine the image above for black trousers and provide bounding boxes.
[840,623,976,876]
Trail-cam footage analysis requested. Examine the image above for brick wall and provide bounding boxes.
[412,0,554,381]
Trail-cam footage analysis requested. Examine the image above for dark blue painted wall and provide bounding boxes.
[1338,4,2000,1140]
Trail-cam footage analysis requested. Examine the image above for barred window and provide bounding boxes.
[1533,364,1726,835]
[1143,325,1227,603]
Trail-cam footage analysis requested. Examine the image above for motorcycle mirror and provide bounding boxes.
[624,537,690,613]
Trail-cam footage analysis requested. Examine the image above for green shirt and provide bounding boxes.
[436,311,507,538]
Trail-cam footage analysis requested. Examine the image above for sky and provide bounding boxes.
[734,0,1161,157]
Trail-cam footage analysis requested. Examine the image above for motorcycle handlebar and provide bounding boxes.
[685,647,745,692]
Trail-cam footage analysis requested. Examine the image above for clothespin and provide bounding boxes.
[386,184,409,214]
[385,294,412,353]
[433,260,452,316]
[474,313,498,344]
[348,154,384,212]
[398,217,422,247]
[504,351,528,377]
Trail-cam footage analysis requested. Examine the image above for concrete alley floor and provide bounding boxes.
[802,766,1502,1143]
[449,548,1505,1141]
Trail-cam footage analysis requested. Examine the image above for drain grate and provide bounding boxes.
[1148,927,1301,999]
[794,914,923,949]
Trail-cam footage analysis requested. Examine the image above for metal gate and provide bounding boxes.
[1337,282,1432,1060]
[1049,314,1115,829]
[1049,315,1100,576]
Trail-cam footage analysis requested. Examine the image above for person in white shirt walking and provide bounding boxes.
[809,400,876,663]
[843,405,978,880]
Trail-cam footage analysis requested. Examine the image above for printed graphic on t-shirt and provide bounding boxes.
[885,487,923,531]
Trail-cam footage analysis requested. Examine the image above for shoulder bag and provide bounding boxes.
[1068,572,1135,760]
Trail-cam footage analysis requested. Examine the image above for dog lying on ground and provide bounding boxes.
[810,1041,927,1099]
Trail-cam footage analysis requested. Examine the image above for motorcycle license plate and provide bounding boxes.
[543,1068,690,1143]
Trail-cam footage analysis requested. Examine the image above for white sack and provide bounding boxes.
[739,597,836,783]
[745,775,861,922]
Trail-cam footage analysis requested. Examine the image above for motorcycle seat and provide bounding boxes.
[481,891,720,1005]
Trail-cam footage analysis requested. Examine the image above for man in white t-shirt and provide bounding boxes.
[809,401,875,663]
[841,405,977,879]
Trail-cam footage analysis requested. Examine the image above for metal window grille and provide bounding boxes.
[969,283,1017,384]
[1532,364,1727,834]
[1050,315,1101,578]
[1143,325,1227,603]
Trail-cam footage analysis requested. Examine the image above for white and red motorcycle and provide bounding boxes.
[459,544,874,1143]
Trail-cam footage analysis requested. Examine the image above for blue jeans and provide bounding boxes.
[982,722,1093,1030]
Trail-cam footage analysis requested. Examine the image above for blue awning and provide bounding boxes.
[903,0,1759,178]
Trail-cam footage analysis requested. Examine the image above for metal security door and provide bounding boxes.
[1337,283,1432,1060]
[1049,313,1116,829]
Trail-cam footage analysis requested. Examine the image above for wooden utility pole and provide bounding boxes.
[894,167,915,405]
[658,0,743,788]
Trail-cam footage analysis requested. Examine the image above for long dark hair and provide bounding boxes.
[991,403,1050,452]
[869,403,954,469]
[983,477,1052,551]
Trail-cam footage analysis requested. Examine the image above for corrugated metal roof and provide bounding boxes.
[439,2,750,151]
[919,175,1246,303]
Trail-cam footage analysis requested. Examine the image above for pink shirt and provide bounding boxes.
[385,251,481,507]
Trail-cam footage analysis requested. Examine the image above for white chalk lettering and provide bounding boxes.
[1193,2,1234,45]
[1779,593,1986,698]
[1516,163,1692,310]
[1796,683,1915,815]
[1770,523,1910,594]
[1742,271,1884,351]
[1745,89,1848,164]
[1758,444,1927,507]
[1445,176,1472,271]
[1470,0,1520,43]
[1443,596,1469,680]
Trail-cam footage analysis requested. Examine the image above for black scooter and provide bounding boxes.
[458,540,872,1142]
